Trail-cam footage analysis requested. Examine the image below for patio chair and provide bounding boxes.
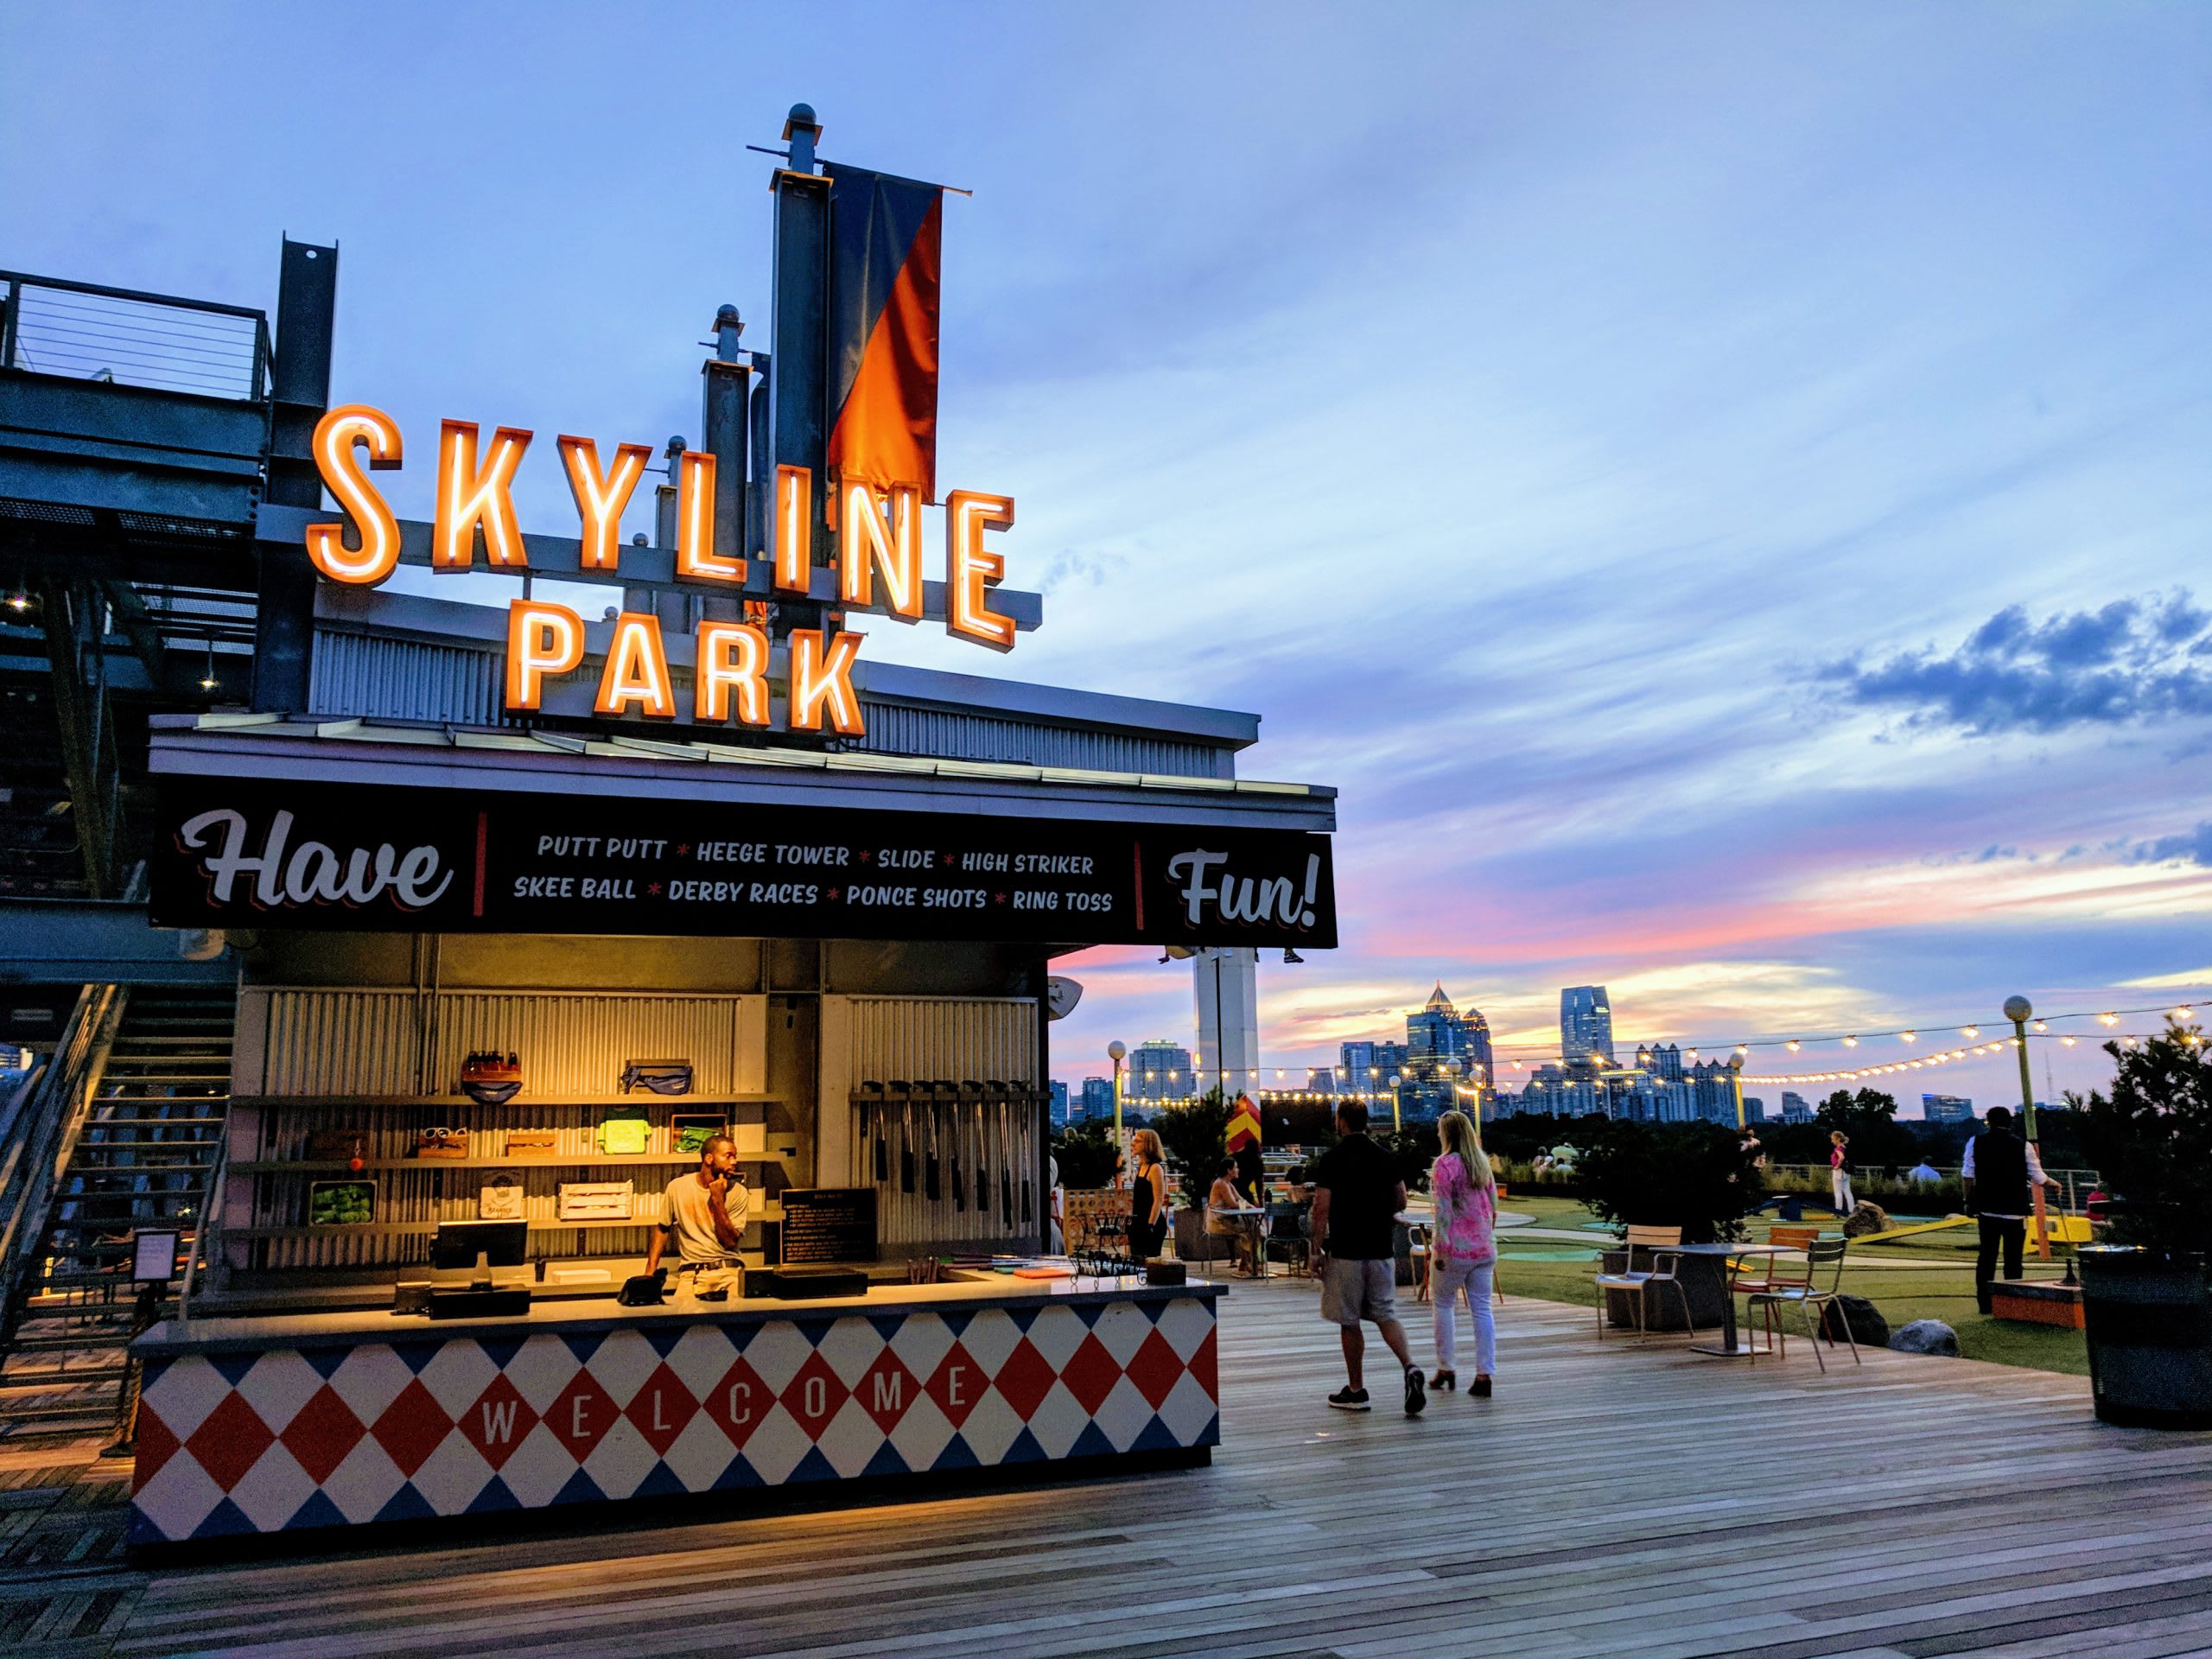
[1593,1224,1689,1340]
[1746,1237,1861,1371]
[1731,1223,1822,1301]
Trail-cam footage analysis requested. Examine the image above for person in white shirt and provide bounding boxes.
[645,1135,749,1278]
[1961,1107,2058,1314]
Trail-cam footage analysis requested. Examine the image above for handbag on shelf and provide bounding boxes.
[621,1058,694,1096]
[671,1113,728,1156]
[597,1108,652,1156]
[460,1050,523,1106]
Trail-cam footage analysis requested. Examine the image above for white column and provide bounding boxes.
[1192,948,1259,1096]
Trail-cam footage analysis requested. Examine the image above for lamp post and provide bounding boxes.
[2002,995,2052,1260]
[1107,1040,1127,1187]
[1729,1052,1747,1131]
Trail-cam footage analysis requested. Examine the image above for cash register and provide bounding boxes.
[425,1219,532,1319]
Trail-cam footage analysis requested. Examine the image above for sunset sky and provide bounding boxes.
[8,3,2208,1111]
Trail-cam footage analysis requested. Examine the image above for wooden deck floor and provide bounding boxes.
[9,1281,2212,1659]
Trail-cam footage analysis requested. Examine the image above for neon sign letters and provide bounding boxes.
[302,409,1020,735]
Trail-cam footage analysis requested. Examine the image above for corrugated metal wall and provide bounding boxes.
[845,996,1038,1085]
[307,626,1233,778]
[842,996,1040,1248]
[309,630,503,726]
[249,987,766,1097]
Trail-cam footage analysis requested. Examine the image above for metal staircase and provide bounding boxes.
[0,985,234,1435]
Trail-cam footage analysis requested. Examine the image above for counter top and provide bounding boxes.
[135,1271,1222,1357]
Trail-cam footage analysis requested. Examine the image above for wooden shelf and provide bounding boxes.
[233,1154,798,1174]
[229,1095,785,1111]
[232,1205,785,1242]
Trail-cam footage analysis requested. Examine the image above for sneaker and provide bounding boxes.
[1327,1387,1371,1412]
[1403,1366,1427,1417]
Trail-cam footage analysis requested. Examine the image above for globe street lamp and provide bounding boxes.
[2003,995,2051,1259]
[1107,1040,1127,1184]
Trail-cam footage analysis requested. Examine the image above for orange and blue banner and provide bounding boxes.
[826,162,943,500]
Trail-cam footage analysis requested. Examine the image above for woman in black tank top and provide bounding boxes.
[1127,1128,1167,1260]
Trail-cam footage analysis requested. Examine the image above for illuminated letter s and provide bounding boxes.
[304,405,403,584]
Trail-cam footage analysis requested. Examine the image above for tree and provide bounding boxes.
[1814,1087,1917,1172]
[1153,1089,1235,1192]
[2074,1024,2212,1256]
[1578,1122,1764,1244]
[1051,1120,1119,1190]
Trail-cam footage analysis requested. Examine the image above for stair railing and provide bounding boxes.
[0,984,127,1341]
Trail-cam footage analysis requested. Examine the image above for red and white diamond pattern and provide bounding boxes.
[131,1295,1219,1543]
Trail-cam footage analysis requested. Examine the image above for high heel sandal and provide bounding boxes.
[1471,1376,1492,1397]
[1429,1369,1456,1391]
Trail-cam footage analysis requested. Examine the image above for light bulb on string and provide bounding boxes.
[2032,1020,2048,1033]
[2061,1035,2077,1046]
[1961,1026,1979,1039]
[2100,1013,2120,1027]
[1843,1035,1859,1047]
[1786,1039,1801,1052]
[1901,1031,1916,1043]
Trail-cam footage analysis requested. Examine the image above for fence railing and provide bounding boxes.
[0,984,125,1336]
[1,271,270,402]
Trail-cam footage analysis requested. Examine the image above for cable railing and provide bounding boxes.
[1,271,270,403]
[0,985,125,1338]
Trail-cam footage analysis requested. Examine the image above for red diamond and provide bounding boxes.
[622,1362,698,1457]
[368,1377,453,1478]
[185,1389,276,1492]
[133,1399,183,1484]
[854,1349,919,1433]
[702,1356,767,1451]
[279,1383,366,1484]
[545,1366,620,1460]
[991,1338,1055,1420]
[923,1344,986,1428]
[779,1350,849,1438]
[1058,1333,1122,1414]
[1188,1326,1219,1400]
[455,1373,538,1471]
[1125,1329,1185,1410]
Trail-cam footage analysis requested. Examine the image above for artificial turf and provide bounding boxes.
[1490,1194,2090,1376]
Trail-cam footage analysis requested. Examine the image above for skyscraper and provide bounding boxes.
[1404,984,1497,1081]
[1560,985,1615,1064]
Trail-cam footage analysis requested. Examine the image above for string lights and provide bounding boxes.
[1090,998,2204,1104]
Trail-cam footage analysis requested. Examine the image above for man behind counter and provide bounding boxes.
[645,1134,749,1276]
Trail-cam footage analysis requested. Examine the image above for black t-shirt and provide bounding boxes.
[1313,1135,1400,1260]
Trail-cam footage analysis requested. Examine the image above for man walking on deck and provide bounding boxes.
[1963,1106,2059,1315]
[1310,1101,1426,1416]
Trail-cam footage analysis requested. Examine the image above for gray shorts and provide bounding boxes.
[1319,1256,1398,1326]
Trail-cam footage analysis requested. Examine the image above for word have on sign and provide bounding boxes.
[302,406,1022,735]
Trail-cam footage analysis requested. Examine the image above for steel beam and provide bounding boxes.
[253,238,337,713]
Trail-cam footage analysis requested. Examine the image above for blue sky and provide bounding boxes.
[6,3,2209,1111]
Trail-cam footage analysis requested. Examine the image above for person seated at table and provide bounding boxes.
[1206,1156,1262,1275]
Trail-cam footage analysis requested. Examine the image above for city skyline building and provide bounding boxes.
[1125,1038,1194,1100]
[1560,985,1616,1064]
[1922,1093,1975,1123]
[1079,1077,1113,1120]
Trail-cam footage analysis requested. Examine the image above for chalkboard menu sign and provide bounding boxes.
[777,1188,877,1265]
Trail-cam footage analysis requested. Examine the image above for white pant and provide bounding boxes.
[1432,1260,1496,1375]
[1832,1169,1855,1213]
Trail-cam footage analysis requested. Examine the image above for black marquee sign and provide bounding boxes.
[149,779,1337,948]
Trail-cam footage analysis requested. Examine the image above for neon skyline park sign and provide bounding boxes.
[301,405,1021,737]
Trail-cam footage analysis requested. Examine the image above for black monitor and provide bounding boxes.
[433,1219,529,1285]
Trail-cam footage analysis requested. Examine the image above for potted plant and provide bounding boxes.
[2073,1023,2212,1428]
[1580,1122,1762,1329]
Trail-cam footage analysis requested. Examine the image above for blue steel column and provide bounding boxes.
[253,238,337,713]
[769,103,830,639]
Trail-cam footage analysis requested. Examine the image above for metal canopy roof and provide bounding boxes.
[147,714,1336,831]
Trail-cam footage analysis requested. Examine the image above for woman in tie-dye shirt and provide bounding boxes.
[1427,1110,1497,1396]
